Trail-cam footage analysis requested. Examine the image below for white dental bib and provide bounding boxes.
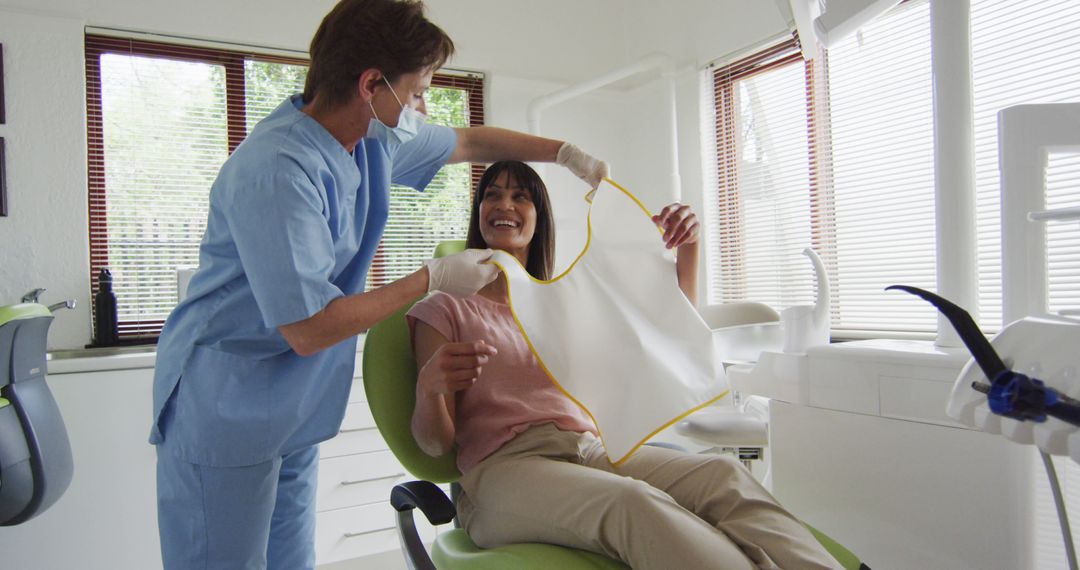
[490,179,729,464]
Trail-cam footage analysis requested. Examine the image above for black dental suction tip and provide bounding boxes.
[885,285,1007,383]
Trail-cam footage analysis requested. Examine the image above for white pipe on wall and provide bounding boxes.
[526,53,682,202]
[930,0,977,348]
[662,66,682,203]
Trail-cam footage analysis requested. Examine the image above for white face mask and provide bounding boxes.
[366,75,427,146]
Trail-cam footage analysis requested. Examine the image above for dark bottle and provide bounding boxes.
[93,268,119,347]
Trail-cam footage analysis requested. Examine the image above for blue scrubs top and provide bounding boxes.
[151,94,456,467]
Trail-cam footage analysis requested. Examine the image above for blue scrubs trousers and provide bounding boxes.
[156,445,320,570]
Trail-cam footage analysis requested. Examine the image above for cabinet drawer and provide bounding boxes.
[317,450,408,512]
[352,337,365,379]
[315,502,399,565]
[353,352,365,380]
[347,377,366,404]
[341,401,376,431]
[321,401,383,458]
[320,427,387,459]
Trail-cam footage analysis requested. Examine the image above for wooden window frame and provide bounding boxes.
[85,34,485,339]
[711,37,837,305]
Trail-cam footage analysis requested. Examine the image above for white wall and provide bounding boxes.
[622,0,790,71]
[0,10,92,350]
[0,0,790,348]
[484,73,631,274]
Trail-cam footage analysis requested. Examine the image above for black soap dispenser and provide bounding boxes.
[93,268,119,347]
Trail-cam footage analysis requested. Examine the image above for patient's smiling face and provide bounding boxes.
[467,161,554,281]
[478,170,537,266]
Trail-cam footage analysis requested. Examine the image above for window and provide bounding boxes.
[971,0,1080,329]
[85,34,483,339]
[710,0,1080,337]
[367,73,484,290]
[708,0,935,338]
[707,43,817,314]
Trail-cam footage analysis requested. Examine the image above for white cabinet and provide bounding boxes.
[0,340,428,569]
[317,451,408,512]
[0,366,163,570]
[315,341,439,566]
[754,341,1047,570]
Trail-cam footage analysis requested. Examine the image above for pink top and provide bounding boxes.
[407,292,597,473]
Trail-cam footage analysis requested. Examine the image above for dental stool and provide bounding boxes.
[0,303,74,525]
[361,241,867,570]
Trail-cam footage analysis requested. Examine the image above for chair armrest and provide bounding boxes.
[391,480,456,525]
[390,481,456,570]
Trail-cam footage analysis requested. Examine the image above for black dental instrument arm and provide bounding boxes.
[886,285,1080,427]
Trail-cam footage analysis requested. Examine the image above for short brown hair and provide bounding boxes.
[466,162,556,281]
[303,0,455,108]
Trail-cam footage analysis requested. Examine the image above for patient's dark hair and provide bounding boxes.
[466,161,555,280]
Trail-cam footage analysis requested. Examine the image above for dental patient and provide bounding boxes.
[407,161,843,570]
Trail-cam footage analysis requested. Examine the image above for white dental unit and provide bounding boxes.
[742,102,1080,570]
[526,2,1080,567]
[717,2,1080,569]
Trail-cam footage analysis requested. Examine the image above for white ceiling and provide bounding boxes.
[0,0,792,87]
[429,0,791,85]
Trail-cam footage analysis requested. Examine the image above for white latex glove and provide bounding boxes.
[556,142,610,189]
[424,249,500,297]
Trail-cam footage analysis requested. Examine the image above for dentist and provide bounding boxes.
[149,0,608,568]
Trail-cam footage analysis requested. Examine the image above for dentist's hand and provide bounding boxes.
[417,341,498,398]
[556,142,610,189]
[652,203,700,250]
[424,249,499,297]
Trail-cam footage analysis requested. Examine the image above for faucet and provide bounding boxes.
[48,300,77,313]
[21,289,76,312]
[22,288,47,303]
[779,248,832,353]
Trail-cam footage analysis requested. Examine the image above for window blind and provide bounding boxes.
[972,0,1080,329]
[708,41,817,311]
[823,0,936,336]
[86,34,484,338]
[86,36,262,338]
[1046,153,1080,316]
[979,6,1080,557]
[367,73,485,290]
[708,0,935,337]
[244,59,308,132]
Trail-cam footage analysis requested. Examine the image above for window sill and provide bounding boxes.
[46,335,368,376]
[47,346,158,375]
[729,339,972,428]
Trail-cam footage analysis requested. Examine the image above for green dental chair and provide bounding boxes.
[363,241,867,570]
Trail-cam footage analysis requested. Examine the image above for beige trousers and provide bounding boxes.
[457,423,843,570]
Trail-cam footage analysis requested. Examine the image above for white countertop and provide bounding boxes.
[729,339,974,427]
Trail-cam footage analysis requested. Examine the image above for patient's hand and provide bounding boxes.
[417,341,498,398]
[652,203,700,250]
